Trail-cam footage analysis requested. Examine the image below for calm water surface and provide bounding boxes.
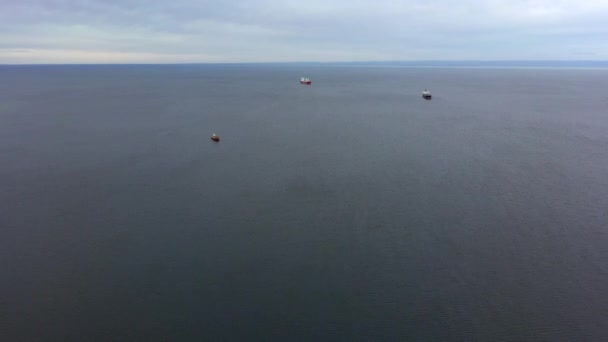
[1,65,608,341]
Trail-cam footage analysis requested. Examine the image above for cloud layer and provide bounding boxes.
[1,0,607,63]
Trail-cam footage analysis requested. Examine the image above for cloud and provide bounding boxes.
[0,48,219,64]
[0,0,607,63]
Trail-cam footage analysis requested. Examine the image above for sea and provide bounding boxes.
[1,64,607,341]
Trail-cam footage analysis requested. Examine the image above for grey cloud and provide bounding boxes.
[0,0,607,63]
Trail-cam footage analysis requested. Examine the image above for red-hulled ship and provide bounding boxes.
[300,77,312,85]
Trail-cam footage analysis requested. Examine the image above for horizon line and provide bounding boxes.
[1,60,608,66]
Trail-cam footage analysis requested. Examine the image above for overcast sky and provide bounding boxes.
[1,0,607,63]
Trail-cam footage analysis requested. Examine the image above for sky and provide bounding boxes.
[1,0,607,64]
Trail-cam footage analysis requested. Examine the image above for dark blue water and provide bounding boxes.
[1,65,608,341]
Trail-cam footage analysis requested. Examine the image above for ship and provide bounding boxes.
[422,89,432,100]
[300,77,312,85]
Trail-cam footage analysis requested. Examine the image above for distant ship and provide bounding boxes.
[422,89,432,100]
[300,77,312,85]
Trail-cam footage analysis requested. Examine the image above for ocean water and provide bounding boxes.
[1,65,608,341]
